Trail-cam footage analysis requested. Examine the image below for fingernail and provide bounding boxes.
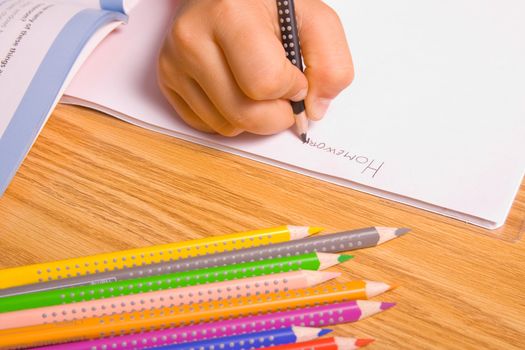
[290,88,308,102]
[311,98,332,120]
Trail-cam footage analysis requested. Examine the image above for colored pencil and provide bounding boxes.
[35,296,393,350]
[265,337,375,350]
[0,283,395,348]
[0,227,408,296]
[276,0,309,141]
[0,225,320,289]
[0,252,349,313]
[152,327,331,350]
[0,270,340,330]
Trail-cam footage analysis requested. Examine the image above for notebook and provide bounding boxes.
[2,0,524,230]
[63,0,525,230]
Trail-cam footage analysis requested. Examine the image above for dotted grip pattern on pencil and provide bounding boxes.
[0,271,324,328]
[0,226,296,287]
[151,327,308,350]
[0,283,390,348]
[1,227,398,296]
[0,253,333,313]
[37,289,385,350]
[277,0,305,114]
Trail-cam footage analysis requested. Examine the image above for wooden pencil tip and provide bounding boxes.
[376,227,410,245]
[288,226,318,240]
[316,253,350,270]
[388,283,400,291]
[305,271,341,286]
[295,111,309,141]
[364,280,392,298]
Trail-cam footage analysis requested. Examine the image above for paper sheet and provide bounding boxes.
[63,0,525,229]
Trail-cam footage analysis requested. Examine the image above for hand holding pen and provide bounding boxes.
[158,0,354,138]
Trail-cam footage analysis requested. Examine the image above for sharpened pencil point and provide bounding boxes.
[380,302,396,310]
[300,133,308,143]
[395,228,411,236]
[355,339,375,347]
[364,280,391,298]
[308,227,324,235]
[388,283,400,291]
[319,329,333,336]
[338,254,354,263]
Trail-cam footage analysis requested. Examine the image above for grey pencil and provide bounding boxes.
[0,227,409,297]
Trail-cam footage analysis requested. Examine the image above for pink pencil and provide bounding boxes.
[0,270,339,330]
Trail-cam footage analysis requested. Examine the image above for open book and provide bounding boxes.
[0,0,134,192]
[1,0,524,230]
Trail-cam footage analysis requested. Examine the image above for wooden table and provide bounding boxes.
[1,105,524,349]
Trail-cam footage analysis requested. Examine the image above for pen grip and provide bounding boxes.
[277,0,305,114]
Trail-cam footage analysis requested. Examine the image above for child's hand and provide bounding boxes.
[158,0,353,136]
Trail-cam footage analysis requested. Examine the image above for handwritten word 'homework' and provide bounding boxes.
[306,139,384,178]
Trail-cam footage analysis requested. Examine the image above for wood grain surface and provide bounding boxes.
[0,105,524,349]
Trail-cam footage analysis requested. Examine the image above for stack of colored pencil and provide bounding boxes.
[0,225,409,349]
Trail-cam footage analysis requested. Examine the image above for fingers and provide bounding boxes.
[200,44,295,135]
[158,0,353,136]
[181,39,296,135]
[159,31,294,136]
[158,84,215,134]
[214,2,308,102]
[297,0,354,120]
[174,76,244,137]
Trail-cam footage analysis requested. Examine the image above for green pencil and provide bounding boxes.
[0,252,351,313]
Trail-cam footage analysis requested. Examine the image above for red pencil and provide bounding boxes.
[263,337,375,350]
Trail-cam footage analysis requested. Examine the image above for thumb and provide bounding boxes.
[297,0,354,120]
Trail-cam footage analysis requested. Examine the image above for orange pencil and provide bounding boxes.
[0,281,394,348]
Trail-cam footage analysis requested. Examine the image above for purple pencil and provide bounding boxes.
[37,300,395,350]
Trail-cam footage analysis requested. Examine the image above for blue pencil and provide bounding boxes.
[152,327,332,350]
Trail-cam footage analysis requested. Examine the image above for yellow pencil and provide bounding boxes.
[0,225,321,289]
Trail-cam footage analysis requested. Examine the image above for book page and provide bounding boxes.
[0,0,76,138]
[0,0,126,193]
[64,0,525,229]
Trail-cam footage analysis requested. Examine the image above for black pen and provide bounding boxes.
[277,0,309,142]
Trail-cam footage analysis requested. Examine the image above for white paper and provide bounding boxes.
[63,0,525,229]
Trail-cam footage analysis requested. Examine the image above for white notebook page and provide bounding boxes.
[63,0,525,229]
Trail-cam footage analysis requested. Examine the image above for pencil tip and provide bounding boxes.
[364,280,392,298]
[300,133,308,143]
[395,228,411,236]
[338,254,354,263]
[376,227,410,245]
[356,338,375,347]
[380,302,396,310]
[305,270,340,286]
[308,226,324,235]
[319,329,333,336]
[388,283,400,291]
